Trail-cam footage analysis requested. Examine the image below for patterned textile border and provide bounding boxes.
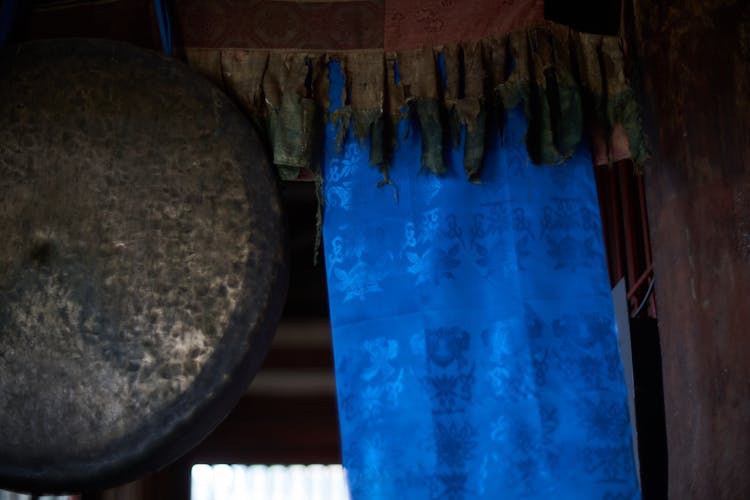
[185,21,648,181]
[174,0,540,51]
[384,0,543,50]
[174,0,384,50]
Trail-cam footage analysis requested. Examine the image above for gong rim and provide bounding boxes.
[0,39,288,493]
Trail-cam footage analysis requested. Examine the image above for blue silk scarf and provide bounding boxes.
[321,63,640,500]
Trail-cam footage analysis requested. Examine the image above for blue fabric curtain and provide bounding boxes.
[322,63,640,499]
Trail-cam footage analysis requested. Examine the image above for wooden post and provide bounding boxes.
[631,1,750,498]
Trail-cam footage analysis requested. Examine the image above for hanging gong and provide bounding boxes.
[0,39,287,493]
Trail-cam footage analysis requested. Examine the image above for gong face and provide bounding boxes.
[0,40,287,492]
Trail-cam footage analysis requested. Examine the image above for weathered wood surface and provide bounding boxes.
[633,1,750,498]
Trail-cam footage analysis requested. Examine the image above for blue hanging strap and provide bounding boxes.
[154,0,173,57]
[0,0,19,47]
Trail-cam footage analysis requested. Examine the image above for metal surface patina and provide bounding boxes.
[0,40,287,493]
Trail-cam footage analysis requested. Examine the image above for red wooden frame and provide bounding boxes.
[595,159,656,318]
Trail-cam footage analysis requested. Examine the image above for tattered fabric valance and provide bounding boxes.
[185,21,647,181]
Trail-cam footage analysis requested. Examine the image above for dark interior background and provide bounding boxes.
[1,2,678,499]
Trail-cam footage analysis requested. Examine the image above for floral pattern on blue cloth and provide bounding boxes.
[322,62,640,500]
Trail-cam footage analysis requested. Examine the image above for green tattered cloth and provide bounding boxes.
[185,21,647,181]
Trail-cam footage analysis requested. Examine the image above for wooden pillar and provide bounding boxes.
[632,1,750,498]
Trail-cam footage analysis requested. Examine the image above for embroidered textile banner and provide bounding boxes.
[17,0,646,179]
[322,63,641,499]
[174,0,384,50]
[384,0,543,50]
[185,22,647,181]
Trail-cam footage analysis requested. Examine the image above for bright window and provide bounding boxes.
[191,464,350,500]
